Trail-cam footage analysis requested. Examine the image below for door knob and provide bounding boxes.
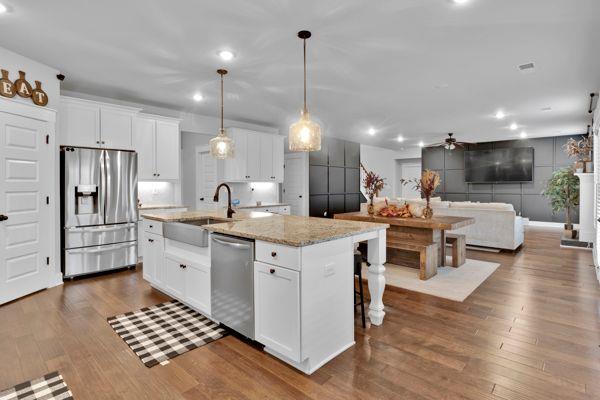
[0,214,7,222]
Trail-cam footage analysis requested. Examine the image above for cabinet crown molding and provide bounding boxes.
[60,95,142,114]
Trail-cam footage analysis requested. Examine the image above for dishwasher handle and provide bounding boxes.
[212,237,252,250]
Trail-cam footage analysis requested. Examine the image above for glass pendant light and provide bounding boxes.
[289,30,322,152]
[210,69,234,159]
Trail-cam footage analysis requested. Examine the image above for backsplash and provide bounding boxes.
[224,182,279,207]
[138,181,179,206]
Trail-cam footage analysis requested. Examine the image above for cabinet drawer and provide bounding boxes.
[255,241,300,271]
[143,219,163,235]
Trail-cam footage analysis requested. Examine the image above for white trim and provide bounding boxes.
[139,112,182,123]
[0,97,56,122]
[528,220,580,229]
[60,95,142,113]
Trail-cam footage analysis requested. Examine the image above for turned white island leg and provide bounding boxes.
[367,229,387,325]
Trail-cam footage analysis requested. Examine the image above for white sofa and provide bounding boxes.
[362,197,525,251]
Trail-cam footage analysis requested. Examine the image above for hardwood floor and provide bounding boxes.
[1,226,599,399]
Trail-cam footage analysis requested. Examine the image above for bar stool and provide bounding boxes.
[354,251,366,328]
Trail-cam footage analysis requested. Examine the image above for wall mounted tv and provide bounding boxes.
[464,147,534,183]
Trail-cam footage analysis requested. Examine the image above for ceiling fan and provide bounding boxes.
[426,133,471,150]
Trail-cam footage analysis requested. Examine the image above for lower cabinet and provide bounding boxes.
[142,232,164,285]
[164,255,186,299]
[254,261,301,362]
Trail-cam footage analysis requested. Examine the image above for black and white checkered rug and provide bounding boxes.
[0,371,73,400]
[107,300,227,367]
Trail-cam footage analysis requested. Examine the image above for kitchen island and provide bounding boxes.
[140,210,389,374]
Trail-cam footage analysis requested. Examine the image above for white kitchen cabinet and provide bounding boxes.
[222,128,284,182]
[164,255,186,299]
[59,96,140,150]
[254,261,301,362]
[133,114,181,180]
[142,232,164,286]
[185,262,211,316]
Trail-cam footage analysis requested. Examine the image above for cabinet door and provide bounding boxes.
[164,256,185,299]
[133,117,156,180]
[272,135,285,182]
[100,107,135,150]
[59,100,100,147]
[254,262,301,362]
[142,232,163,284]
[185,262,211,316]
[246,132,261,181]
[223,129,247,181]
[155,120,180,180]
[259,134,274,181]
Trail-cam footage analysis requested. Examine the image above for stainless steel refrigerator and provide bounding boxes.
[61,147,138,278]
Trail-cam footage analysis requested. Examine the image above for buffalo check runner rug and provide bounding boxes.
[0,371,73,400]
[107,300,227,367]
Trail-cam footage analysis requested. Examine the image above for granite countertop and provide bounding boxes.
[235,203,290,209]
[138,204,187,210]
[204,214,389,247]
[139,210,389,247]
[140,209,272,222]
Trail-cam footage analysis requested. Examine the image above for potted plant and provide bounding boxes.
[564,136,593,173]
[401,170,441,219]
[360,163,385,215]
[542,167,580,238]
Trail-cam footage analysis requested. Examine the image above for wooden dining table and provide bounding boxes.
[334,211,475,280]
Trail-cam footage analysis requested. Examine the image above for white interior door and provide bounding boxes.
[400,163,422,199]
[0,112,51,304]
[196,147,219,210]
[283,153,308,216]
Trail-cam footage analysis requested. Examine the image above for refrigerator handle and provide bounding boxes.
[99,150,107,224]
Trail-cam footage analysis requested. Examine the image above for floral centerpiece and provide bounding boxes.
[360,163,385,215]
[400,169,441,219]
[564,136,593,172]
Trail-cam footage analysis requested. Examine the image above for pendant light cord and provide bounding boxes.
[303,38,307,112]
[220,72,224,131]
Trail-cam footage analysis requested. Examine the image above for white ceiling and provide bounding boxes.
[1,0,598,149]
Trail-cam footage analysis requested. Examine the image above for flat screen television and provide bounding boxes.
[464,147,534,183]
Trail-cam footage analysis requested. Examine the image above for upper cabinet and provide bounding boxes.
[223,128,284,183]
[59,97,141,150]
[133,114,181,181]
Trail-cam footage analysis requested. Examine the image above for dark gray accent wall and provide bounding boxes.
[309,137,362,218]
[421,135,585,223]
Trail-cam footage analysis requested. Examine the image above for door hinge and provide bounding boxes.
[46,196,50,205]
[46,257,50,266]
[45,134,50,144]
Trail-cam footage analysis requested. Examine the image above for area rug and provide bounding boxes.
[0,371,73,400]
[364,257,500,302]
[107,300,227,367]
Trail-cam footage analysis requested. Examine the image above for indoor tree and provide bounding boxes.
[542,168,580,234]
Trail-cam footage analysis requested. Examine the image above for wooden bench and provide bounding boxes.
[389,241,439,280]
[446,233,466,268]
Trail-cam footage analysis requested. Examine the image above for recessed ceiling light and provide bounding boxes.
[509,123,518,131]
[453,0,469,4]
[0,3,7,14]
[495,110,506,120]
[218,50,235,61]
[520,131,527,139]
[397,135,404,143]
[418,141,425,148]
[192,93,203,102]
[368,128,376,136]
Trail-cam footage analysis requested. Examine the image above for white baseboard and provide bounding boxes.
[528,220,580,229]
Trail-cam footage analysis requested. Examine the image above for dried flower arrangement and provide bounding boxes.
[563,136,593,172]
[400,169,441,218]
[360,163,386,215]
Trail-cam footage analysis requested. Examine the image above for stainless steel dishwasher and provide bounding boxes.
[210,233,255,339]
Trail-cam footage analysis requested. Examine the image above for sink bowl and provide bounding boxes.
[164,218,221,247]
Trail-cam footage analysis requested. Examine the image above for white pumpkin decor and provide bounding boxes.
[408,203,424,218]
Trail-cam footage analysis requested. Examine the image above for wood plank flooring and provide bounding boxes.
[1,226,599,399]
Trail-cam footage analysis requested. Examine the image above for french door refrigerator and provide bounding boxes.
[61,147,138,278]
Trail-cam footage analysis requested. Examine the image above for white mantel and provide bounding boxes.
[575,173,594,243]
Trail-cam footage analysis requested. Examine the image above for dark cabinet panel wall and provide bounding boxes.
[309,137,361,218]
[421,135,585,223]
